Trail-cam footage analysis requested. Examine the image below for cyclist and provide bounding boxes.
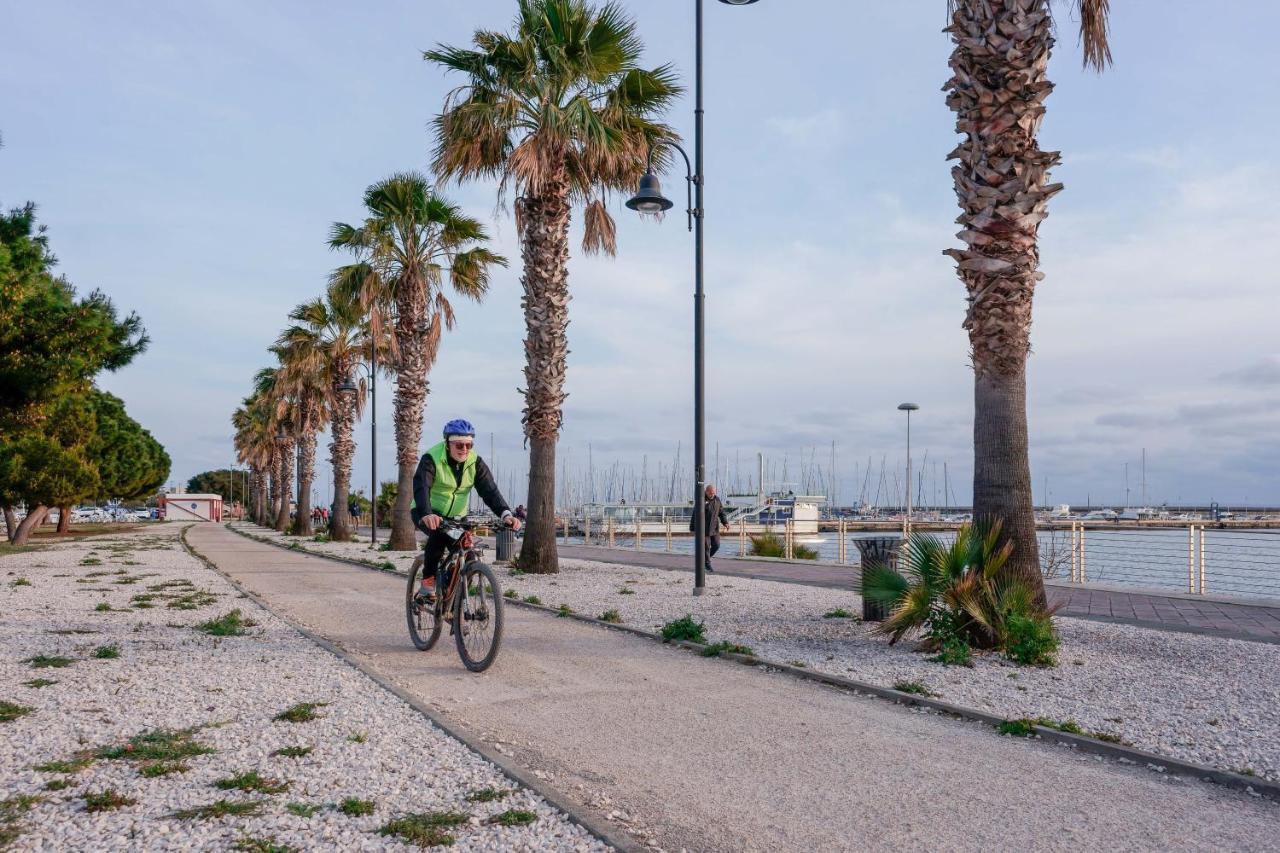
[411,418,521,602]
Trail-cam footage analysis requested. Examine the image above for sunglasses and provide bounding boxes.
[448,441,474,450]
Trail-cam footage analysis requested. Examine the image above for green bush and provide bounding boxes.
[599,609,622,624]
[660,615,706,644]
[748,534,783,558]
[1003,613,1059,667]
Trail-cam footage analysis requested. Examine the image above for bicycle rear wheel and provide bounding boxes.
[454,561,503,672]
[406,554,443,651]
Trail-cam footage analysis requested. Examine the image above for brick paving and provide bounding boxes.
[553,543,1280,644]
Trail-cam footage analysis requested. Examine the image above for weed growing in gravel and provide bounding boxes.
[701,641,754,657]
[112,576,141,585]
[660,615,706,644]
[503,589,518,599]
[464,787,511,803]
[338,797,375,816]
[148,579,195,592]
[997,719,1037,737]
[10,577,31,587]
[168,590,219,610]
[139,761,190,778]
[274,702,328,723]
[43,779,69,791]
[892,681,934,697]
[347,732,367,744]
[213,771,289,795]
[286,802,320,817]
[1035,718,1084,735]
[0,701,34,723]
[82,572,110,579]
[34,753,95,774]
[599,609,622,624]
[195,609,256,636]
[24,655,73,669]
[92,645,120,659]
[94,602,113,612]
[488,809,537,826]
[234,837,298,853]
[98,728,215,762]
[523,595,542,605]
[379,811,469,847]
[1,795,41,813]
[170,799,264,820]
[1092,731,1125,744]
[379,561,395,571]
[1003,614,1059,667]
[822,608,854,619]
[617,587,635,595]
[46,629,98,635]
[84,789,136,812]
[556,604,575,617]
[272,746,312,758]
[509,567,526,577]
[131,594,157,605]
[80,558,102,566]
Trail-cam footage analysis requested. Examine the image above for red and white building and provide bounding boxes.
[160,493,223,522]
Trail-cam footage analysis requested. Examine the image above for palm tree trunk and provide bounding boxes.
[255,468,269,526]
[329,381,357,542]
[3,506,15,542]
[292,426,316,537]
[268,466,279,526]
[945,0,1058,603]
[11,506,48,546]
[275,440,295,532]
[514,176,571,574]
[388,286,438,551]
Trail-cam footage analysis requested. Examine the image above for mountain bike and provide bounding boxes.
[406,518,505,672]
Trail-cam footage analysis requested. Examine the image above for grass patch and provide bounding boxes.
[503,589,517,599]
[84,789,136,812]
[822,608,854,619]
[488,808,537,827]
[43,779,70,791]
[660,615,706,644]
[338,797,375,816]
[701,641,754,657]
[1,794,42,813]
[892,680,934,697]
[112,576,141,585]
[599,609,622,624]
[139,761,190,778]
[508,566,526,576]
[556,604,574,617]
[130,594,157,605]
[23,679,58,688]
[286,802,320,818]
[10,577,31,587]
[522,595,542,605]
[464,787,511,803]
[213,770,289,795]
[168,590,219,610]
[274,702,328,723]
[148,579,195,592]
[92,644,120,659]
[378,560,395,571]
[234,837,298,853]
[0,701,35,723]
[94,602,113,612]
[379,811,469,848]
[997,719,1037,737]
[272,746,312,758]
[1035,718,1084,735]
[195,609,256,636]
[617,587,635,595]
[347,732,367,744]
[97,728,215,762]
[24,655,73,669]
[34,753,95,774]
[170,799,264,820]
[46,628,98,635]
[80,558,103,566]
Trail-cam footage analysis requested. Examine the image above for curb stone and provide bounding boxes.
[186,526,644,853]
[223,523,1280,802]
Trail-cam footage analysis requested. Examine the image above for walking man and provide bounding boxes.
[690,484,730,573]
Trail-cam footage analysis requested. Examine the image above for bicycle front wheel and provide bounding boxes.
[406,554,443,651]
[454,561,504,672]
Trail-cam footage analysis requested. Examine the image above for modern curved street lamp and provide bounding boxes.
[626,0,759,597]
[339,364,378,548]
[897,403,919,528]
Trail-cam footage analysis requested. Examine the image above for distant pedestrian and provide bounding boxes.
[689,484,730,573]
[514,504,527,522]
[348,497,360,524]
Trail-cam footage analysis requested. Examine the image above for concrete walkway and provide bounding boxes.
[188,524,1277,852]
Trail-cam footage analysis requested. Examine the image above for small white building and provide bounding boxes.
[161,493,223,522]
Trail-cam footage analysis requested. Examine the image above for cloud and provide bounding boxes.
[1218,356,1280,387]
[767,108,848,152]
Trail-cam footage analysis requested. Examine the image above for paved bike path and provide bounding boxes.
[188,524,1278,852]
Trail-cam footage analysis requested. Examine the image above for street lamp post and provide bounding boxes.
[339,356,377,548]
[897,403,919,531]
[627,0,759,597]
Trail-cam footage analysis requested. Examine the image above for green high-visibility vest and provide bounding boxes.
[425,441,476,518]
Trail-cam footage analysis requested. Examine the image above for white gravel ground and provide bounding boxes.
[1,524,607,852]
[235,523,1280,786]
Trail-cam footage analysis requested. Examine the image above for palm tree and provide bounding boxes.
[273,337,330,537]
[233,395,274,526]
[330,173,505,550]
[279,281,383,541]
[942,0,1110,600]
[252,366,297,533]
[427,0,680,573]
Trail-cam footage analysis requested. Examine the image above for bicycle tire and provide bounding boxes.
[406,554,443,651]
[454,561,503,672]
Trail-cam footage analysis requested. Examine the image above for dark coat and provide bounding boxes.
[689,494,729,536]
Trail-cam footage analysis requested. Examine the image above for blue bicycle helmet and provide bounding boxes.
[442,418,475,439]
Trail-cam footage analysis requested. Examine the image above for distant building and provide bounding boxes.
[160,493,223,522]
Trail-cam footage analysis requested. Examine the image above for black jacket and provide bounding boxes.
[689,494,729,534]
[411,452,511,529]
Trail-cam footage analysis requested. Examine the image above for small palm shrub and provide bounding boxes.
[861,520,1059,666]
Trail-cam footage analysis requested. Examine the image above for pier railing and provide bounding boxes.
[558,517,1280,600]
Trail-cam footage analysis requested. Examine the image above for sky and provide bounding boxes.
[3,0,1279,510]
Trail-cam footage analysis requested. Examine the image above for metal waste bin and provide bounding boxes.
[854,536,903,622]
[495,526,515,563]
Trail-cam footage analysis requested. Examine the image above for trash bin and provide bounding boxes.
[854,536,903,622]
[495,526,514,563]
